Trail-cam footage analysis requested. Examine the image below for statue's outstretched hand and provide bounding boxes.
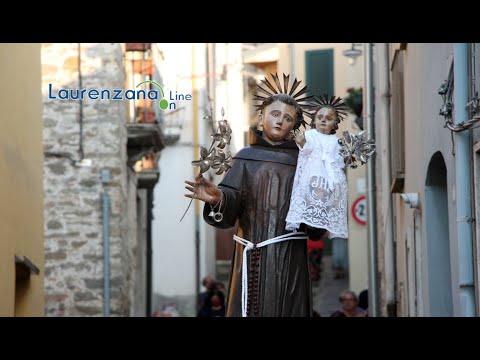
[184,174,222,205]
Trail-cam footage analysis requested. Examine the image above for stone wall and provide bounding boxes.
[42,43,137,316]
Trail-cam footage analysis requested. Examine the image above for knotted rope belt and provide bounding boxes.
[233,231,307,317]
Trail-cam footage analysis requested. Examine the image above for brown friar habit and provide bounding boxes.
[203,128,312,317]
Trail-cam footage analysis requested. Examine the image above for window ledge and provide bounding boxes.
[15,255,40,282]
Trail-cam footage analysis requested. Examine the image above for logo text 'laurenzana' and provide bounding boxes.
[48,81,192,111]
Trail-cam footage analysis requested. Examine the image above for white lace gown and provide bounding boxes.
[286,129,348,238]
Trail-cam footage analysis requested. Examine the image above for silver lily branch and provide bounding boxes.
[180,107,233,222]
[339,130,376,169]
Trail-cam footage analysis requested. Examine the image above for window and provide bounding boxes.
[305,49,334,97]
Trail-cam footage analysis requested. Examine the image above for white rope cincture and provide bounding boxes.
[233,231,307,317]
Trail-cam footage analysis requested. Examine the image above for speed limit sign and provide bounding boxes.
[352,195,367,225]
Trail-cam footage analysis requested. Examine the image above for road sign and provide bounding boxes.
[352,195,367,225]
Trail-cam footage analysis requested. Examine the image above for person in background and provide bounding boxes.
[330,290,367,317]
[152,303,180,317]
[358,288,368,314]
[307,231,327,282]
[199,275,217,310]
[197,289,226,317]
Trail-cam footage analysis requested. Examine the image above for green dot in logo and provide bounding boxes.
[159,99,169,110]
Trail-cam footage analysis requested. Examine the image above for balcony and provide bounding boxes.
[136,108,157,124]
[133,153,160,189]
[124,43,166,169]
[126,122,164,168]
[126,43,151,52]
[133,59,153,76]
[134,99,157,124]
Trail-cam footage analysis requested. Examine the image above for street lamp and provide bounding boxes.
[343,43,362,65]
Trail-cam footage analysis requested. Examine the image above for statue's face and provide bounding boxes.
[259,101,296,145]
[315,107,336,134]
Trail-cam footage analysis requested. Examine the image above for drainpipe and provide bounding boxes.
[378,43,397,316]
[365,43,379,317]
[78,43,84,162]
[453,43,476,316]
[192,44,201,314]
[101,168,111,317]
[146,187,153,317]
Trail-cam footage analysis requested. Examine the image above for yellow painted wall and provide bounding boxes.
[0,44,44,316]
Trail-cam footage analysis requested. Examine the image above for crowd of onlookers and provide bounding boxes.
[151,276,226,318]
[308,231,368,317]
[152,232,366,318]
[153,280,367,318]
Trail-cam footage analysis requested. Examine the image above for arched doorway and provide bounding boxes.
[425,152,453,316]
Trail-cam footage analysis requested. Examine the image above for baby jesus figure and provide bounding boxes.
[285,94,349,240]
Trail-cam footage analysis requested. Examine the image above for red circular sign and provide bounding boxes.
[352,195,367,225]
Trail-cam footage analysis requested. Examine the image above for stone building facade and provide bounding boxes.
[42,43,158,316]
[373,43,480,317]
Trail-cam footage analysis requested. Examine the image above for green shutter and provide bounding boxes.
[305,49,334,97]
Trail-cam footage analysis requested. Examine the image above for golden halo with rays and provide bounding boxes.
[306,93,349,122]
[253,73,315,129]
